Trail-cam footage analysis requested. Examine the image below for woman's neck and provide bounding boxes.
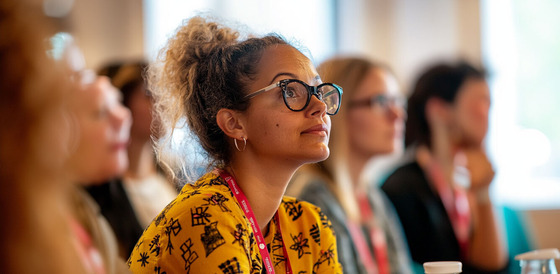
[126,140,157,180]
[227,156,296,231]
[348,148,371,192]
[416,144,461,190]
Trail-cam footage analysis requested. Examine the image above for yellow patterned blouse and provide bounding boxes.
[128,171,342,274]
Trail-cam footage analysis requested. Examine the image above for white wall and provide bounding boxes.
[337,0,482,92]
[68,0,482,90]
[525,209,560,272]
[68,0,144,70]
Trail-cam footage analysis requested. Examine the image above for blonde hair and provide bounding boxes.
[148,16,291,182]
[313,56,391,221]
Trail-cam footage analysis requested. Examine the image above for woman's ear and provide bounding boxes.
[216,108,246,139]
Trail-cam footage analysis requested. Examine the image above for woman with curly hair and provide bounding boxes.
[128,16,343,273]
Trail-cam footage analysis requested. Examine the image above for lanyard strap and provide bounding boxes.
[274,213,293,274]
[347,222,378,273]
[220,170,292,274]
[357,194,390,274]
[69,217,106,274]
[426,161,471,259]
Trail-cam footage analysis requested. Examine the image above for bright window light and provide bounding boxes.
[143,0,336,65]
[482,0,560,209]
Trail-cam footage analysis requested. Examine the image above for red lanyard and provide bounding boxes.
[426,161,471,259]
[347,222,378,273]
[69,217,106,274]
[220,170,292,274]
[357,193,390,274]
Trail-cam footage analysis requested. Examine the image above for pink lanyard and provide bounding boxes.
[426,161,471,259]
[69,217,106,274]
[347,222,378,274]
[220,170,292,274]
[357,193,390,274]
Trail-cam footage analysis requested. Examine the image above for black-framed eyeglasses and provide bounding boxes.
[348,94,406,111]
[243,79,343,115]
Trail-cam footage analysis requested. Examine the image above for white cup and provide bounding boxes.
[423,261,462,274]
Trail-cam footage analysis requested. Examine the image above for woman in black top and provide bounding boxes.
[382,61,508,273]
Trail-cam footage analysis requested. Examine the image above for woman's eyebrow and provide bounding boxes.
[269,72,298,84]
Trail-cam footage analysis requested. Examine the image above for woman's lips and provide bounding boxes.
[112,141,129,150]
[302,124,329,137]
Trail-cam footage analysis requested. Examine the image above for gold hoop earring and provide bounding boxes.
[234,137,246,152]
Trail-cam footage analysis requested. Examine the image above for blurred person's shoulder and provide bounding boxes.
[381,148,424,194]
[286,165,332,197]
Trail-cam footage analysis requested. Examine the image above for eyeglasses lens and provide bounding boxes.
[283,81,309,111]
[372,95,406,111]
[282,81,340,115]
[319,85,340,115]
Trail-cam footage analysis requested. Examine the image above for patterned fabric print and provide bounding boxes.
[271,197,343,273]
[201,221,226,256]
[128,171,342,273]
[179,238,198,272]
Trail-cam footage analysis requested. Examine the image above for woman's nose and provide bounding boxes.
[112,104,132,130]
[307,93,328,117]
[387,103,406,121]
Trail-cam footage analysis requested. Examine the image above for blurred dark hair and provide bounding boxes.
[405,61,486,148]
[97,60,148,107]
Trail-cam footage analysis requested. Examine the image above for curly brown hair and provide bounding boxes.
[149,16,291,180]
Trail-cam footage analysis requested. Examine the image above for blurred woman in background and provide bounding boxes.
[381,61,508,273]
[49,30,132,273]
[287,56,412,274]
[88,61,178,259]
[66,72,132,273]
[0,0,84,272]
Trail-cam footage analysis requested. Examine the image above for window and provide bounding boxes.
[143,0,337,65]
[482,0,560,208]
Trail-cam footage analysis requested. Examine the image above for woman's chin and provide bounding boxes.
[305,146,330,163]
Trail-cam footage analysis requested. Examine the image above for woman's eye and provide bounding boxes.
[93,108,108,119]
[93,101,116,120]
[285,87,298,98]
[97,104,112,118]
[374,96,389,108]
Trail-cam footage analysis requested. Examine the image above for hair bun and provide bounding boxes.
[176,16,240,63]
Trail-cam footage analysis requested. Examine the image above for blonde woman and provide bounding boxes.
[287,57,412,274]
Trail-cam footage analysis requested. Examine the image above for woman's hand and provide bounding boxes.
[462,147,495,191]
